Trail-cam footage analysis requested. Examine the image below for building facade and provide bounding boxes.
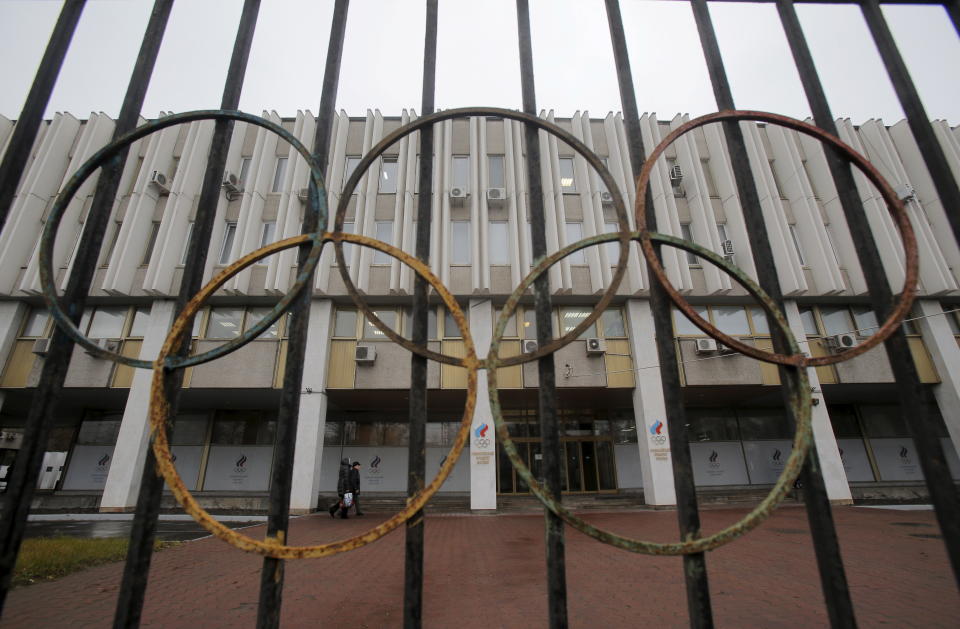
[0,108,959,513]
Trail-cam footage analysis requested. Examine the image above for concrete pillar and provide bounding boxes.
[100,300,175,512]
[626,299,676,505]
[784,301,853,503]
[289,299,333,514]
[469,298,496,510]
[915,300,960,456]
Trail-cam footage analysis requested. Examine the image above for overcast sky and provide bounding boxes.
[0,0,958,125]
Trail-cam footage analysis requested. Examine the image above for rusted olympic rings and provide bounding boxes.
[635,110,918,368]
[38,106,914,560]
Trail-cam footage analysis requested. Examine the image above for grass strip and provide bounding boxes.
[14,536,176,587]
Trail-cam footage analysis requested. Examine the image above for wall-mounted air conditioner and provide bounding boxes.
[695,338,718,354]
[600,191,613,204]
[85,338,121,356]
[298,187,310,203]
[222,171,242,197]
[486,188,506,204]
[894,183,916,202]
[826,333,858,352]
[450,187,468,200]
[669,164,683,183]
[585,337,606,355]
[721,239,735,257]
[522,339,538,354]
[149,170,170,194]
[355,345,377,364]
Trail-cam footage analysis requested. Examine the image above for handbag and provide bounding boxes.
[343,492,354,508]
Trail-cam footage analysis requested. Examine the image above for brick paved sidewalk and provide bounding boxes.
[2,505,957,628]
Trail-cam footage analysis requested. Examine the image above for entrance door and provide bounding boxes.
[497,438,616,494]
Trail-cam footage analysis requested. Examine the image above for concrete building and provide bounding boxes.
[0,108,959,514]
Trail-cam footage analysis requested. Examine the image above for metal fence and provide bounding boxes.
[0,1,958,627]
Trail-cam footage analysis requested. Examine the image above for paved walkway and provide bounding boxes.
[2,505,957,628]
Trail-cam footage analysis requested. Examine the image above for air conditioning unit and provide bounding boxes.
[695,338,718,354]
[85,338,121,356]
[486,188,506,204]
[894,183,916,202]
[149,170,170,194]
[717,342,736,355]
[600,191,613,205]
[222,171,242,195]
[297,187,310,203]
[31,338,50,356]
[522,339,538,354]
[721,239,735,257]
[585,337,607,355]
[669,164,683,183]
[826,333,858,352]
[450,186,468,199]
[672,185,686,198]
[355,344,377,364]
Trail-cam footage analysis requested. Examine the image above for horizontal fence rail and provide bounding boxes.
[0,1,956,627]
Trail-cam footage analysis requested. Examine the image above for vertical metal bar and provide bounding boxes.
[603,2,713,626]
[515,2,568,626]
[781,0,960,587]
[0,0,86,230]
[860,0,960,246]
[112,2,261,627]
[0,0,169,617]
[403,2,437,628]
[256,1,349,627]
[690,1,858,626]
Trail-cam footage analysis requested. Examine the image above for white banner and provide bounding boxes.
[690,442,749,486]
[743,440,794,485]
[202,445,273,491]
[61,445,116,490]
[835,438,875,482]
[871,438,924,481]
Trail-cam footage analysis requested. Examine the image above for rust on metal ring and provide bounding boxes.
[332,106,632,367]
[37,110,328,371]
[635,110,918,368]
[150,232,478,558]
[487,230,812,555]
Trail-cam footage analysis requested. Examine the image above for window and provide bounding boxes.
[333,310,357,337]
[819,306,853,337]
[825,226,842,266]
[451,221,471,264]
[379,158,398,193]
[673,306,709,335]
[256,221,276,265]
[749,307,770,336]
[129,307,151,337]
[522,308,538,339]
[799,307,819,336]
[403,307,438,340]
[769,159,787,199]
[851,306,879,338]
[343,156,361,191]
[443,308,461,338]
[245,307,281,339]
[489,222,509,264]
[211,411,276,445]
[141,221,161,266]
[712,306,751,336]
[87,307,127,338]
[272,157,287,193]
[219,222,237,265]
[680,223,698,265]
[487,155,505,189]
[373,221,392,264]
[789,224,806,266]
[558,157,576,192]
[493,308,518,337]
[604,222,619,262]
[339,221,354,265]
[363,310,397,340]
[701,158,719,198]
[716,223,728,250]
[180,222,193,265]
[452,156,469,192]
[801,159,820,199]
[601,309,626,337]
[205,308,244,339]
[22,308,49,337]
[239,157,252,186]
[943,305,960,336]
[560,307,596,339]
[565,223,585,264]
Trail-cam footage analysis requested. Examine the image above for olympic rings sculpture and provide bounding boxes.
[39,107,917,558]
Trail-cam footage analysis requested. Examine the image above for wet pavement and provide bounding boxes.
[24,517,264,542]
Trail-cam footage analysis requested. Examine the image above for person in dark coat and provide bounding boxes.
[329,457,351,518]
[348,461,364,516]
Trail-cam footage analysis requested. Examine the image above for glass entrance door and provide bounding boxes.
[497,438,617,494]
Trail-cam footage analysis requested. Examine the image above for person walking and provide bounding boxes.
[349,461,364,516]
[329,457,351,518]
